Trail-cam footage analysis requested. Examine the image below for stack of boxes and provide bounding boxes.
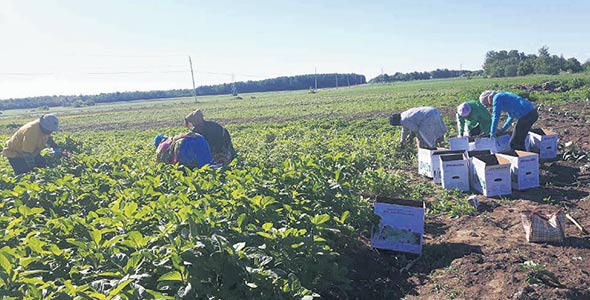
[417,128,557,197]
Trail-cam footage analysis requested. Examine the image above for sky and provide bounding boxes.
[1,0,589,99]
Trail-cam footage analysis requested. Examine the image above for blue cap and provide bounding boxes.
[154,134,168,148]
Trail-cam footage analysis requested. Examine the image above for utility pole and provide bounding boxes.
[188,56,198,103]
[314,67,317,91]
[231,73,237,96]
[381,67,384,82]
[335,74,338,88]
[347,75,350,87]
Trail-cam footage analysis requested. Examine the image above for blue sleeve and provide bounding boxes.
[197,137,213,168]
[490,99,502,137]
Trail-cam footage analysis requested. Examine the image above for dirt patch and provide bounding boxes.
[512,81,575,93]
[395,156,590,300]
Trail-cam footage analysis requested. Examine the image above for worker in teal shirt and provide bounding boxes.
[479,90,538,151]
[456,100,492,137]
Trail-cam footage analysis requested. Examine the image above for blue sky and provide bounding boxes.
[1,0,589,99]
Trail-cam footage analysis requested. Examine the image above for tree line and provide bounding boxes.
[0,73,365,111]
[368,69,483,83]
[483,46,590,77]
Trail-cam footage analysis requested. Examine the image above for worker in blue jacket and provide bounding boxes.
[479,90,538,151]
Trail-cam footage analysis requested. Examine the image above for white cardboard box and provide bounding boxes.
[471,154,512,197]
[439,153,470,192]
[449,136,469,151]
[495,133,512,153]
[527,128,558,160]
[467,150,492,189]
[468,137,498,153]
[371,197,425,254]
[418,148,466,183]
[498,150,540,190]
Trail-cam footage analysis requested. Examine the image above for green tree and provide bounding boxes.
[534,46,560,75]
[564,58,583,73]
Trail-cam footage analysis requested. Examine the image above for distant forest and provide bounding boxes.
[368,69,483,83]
[369,47,590,83]
[0,73,365,111]
[483,46,590,77]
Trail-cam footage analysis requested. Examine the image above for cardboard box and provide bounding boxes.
[418,148,466,183]
[468,137,498,153]
[467,150,492,189]
[439,153,470,192]
[498,150,540,190]
[371,197,425,254]
[495,133,512,153]
[527,128,558,160]
[471,154,512,197]
[449,136,469,151]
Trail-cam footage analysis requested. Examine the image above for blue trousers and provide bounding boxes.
[8,155,47,175]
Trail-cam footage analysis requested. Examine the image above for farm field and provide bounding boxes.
[1,74,590,299]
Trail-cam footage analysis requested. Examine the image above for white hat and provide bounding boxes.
[40,114,59,132]
[479,90,496,106]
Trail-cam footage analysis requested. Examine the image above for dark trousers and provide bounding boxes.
[8,155,47,175]
[468,125,481,136]
[510,108,539,151]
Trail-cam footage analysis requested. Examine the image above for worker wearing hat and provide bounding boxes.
[456,100,492,137]
[184,109,236,165]
[389,106,447,148]
[479,90,538,151]
[2,114,61,175]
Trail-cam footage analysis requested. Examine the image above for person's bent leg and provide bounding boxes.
[510,109,539,151]
[8,157,33,175]
[34,155,47,168]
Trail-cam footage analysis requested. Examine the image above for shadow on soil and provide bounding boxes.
[424,220,449,236]
[337,239,421,300]
[564,236,590,249]
[398,242,483,298]
[510,186,589,205]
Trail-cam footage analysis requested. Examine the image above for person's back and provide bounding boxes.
[391,107,446,148]
[172,132,212,168]
[154,133,212,168]
[493,92,534,119]
[457,100,492,136]
[480,90,538,151]
[200,121,225,154]
[184,109,236,165]
[197,121,236,164]
[2,119,49,158]
[400,107,435,130]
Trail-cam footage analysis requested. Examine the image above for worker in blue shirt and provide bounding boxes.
[479,90,538,151]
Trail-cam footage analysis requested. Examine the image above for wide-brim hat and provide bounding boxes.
[40,114,59,132]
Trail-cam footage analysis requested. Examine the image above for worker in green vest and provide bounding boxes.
[456,100,492,137]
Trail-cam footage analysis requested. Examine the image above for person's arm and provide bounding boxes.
[489,100,502,137]
[457,114,465,137]
[500,114,513,132]
[400,127,409,144]
[47,136,58,149]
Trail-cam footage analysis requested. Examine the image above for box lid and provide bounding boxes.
[372,195,425,208]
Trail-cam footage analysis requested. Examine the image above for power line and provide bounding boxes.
[0,72,55,76]
[0,70,274,78]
